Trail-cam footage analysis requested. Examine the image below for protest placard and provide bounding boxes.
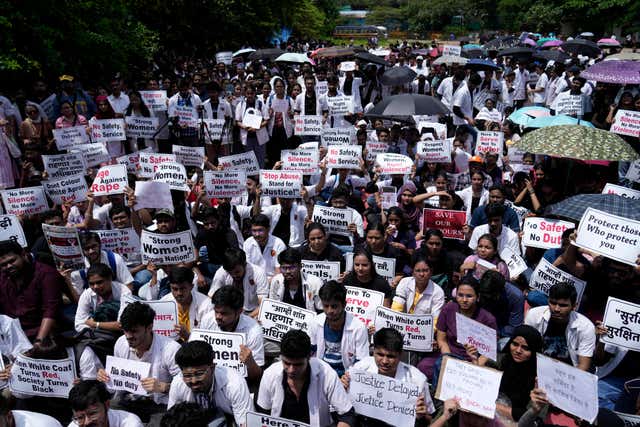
[140,90,168,112]
[259,170,302,199]
[73,142,110,167]
[0,215,27,247]
[365,141,388,162]
[140,230,195,265]
[42,152,86,179]
[281,149,319,175]
[1,187,48,216]
[456,313,498,360]
[52,125,89,150]
[380,186,396,210]
[416,122,447,140]
[91,119,126,143]
[537,353,598,423]
[575,207,640,266]
[374,306,433,351]
[138,152,176,178]
[10,354,76,398]
[375,153,413,175]
[345,253,396,284]
[125,116,159,139]
[120,295,179,339]
[321,127,355,146]
[312,206,353,237]
[246,412,309,427]
[218,151,260,175]
[614,412,640,426]
[172,145,205,168]
[500,247,528,278]
[315,81,328,97]
[133,181,173,211]
[204,170,246,199]
[153,162,189,191]
[475,131,504,157]
[442,45,462,56]
[117,149,150,175]
[602,183,640,200]
[422,209,466,240]
[96,228,141,264]
[626,160,640,183]
[611,110,640,138]
[435,357,503,419]
[242,108,263,130]
[215,51,233,65]
[294,115,323,136]
[601,297,640,351]
[345,287,385,327]
[348,368,419,426]
[43,174,88,205]
[258,299,316,342]
[555,95,583,116]
[174,105,198,128]
[327,95,352,115]
[299,141,319,150]
[416,139,452,163]
[189,329,247,376]
[105,356,150,396]
[522,217,575,249]
[42,224,84,269]
[529,258,586,306]
[203,119,226,142]
[90,165,128,196]
[301,260,341,283]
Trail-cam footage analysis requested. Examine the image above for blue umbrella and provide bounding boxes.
[465,58,500,71]
[463,44,482,50]
[546,194,640,221]
[525,115,595,128]
[508,106,551,126]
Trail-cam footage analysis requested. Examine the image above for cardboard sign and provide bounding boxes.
[380,186,397,210]
[120,295,179,339]
[375,153,413,174]
[345,253,396,284]
[575,207,640,266]
[203,119,226,141]
[536,354,598,423]
[204,170,246,199]
[555,95,583,116]
[10,354,76,398]
[294,115,323,136]
[189,329,247,377]
[416,139,452,163]
[281,149,319,175]
[259,170,302,199]
[327,95,352,115]
[258,299,316,342]
[153,162,189,192]
[475,131,504,157]
[455,313,498,360]
[315,81,328,97]
[522,217,575,249]
[442,45,462,56]
[625,160,640,183]
[321,127,355,146]
[42,152,86,179]
[133,181,173,211]
[241,109,263,129]
[174,105,198,128]
[611,110,640,138]
[246,412,309,427]
[602,183,640,200]
[312,206,352,237]
[52,126,89,150]
[348,368,419,427]
[140,230,195,265]
[529,258,586,306]
[172,145,205,168]
[215,51,233,65]
[42,224,84,269]
[301,260,340,283]
[601,297,640,351]
[1,187,48,216]
[125,116,159,139]
[105,356,150,396]
[73,143,110,167]
[422,209,466,240]
[218,151,260,175]
[43,174,88,205]
[345,286,385,327]
[91,165,128,196]
[500,247,527,278]
[91,119,126,143]
[0,215,27,247]
[374,306,433,352]
[140,90,168,112]
[138,153,177,178]
[365,141,388,162]
[96,228,141,264]
[435,357,503,419]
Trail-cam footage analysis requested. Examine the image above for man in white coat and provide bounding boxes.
[68,380,143,427]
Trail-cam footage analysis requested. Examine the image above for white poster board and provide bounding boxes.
[91,119,126,143]
[326,145,361,169]
[300,260,340,283]
[455,313,498,360]
[120,295,179,339]
[10,354,76,398]
[258,299,316,342]
[96,228,141,264]
[259,170,302,198]
[375,153,413,175]
[218,151,260,175]
[610,110,640,138]
[133,181,173,211]
[125,117,159,139]
[475,131,504,157]
[52,126,89,150]
[345,286,385,327]
[522,217,574,249]
[500,247,528,279]
[365,141,388,162]
[601,297,640,351]
[321,127,354,146]
[42,224,84,269]
[312,206,352,237]
[189,329,247,377]
[140,230,195,265]
[90,164,128,196]
[416,139,452,163]
[294,115,323,136]
[602,183,640,200]
[281,149,319,175]
[204,170,246,199]
[172,145,205,168]
[73,142,110,167]
[374,306,433,352]
[138,153,177,178]
[0,215,27,247]
[442,45,462,56]
[140,90,168,112]
[153,162,189,192]
[42,152,86,179]
[327,95,352,115]
[625,160,640,183]
[105,355,150,396]
[529,258,586,306]
[1,187,48,216]
[246,412,309,427]
[42,175,88,205]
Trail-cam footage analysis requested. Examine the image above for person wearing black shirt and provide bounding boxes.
[195,207,239,279]
[341,250,393,307]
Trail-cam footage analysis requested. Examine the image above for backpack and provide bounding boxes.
[79,250,117,289]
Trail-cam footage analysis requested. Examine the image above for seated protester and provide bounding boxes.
[456,171,489,222]
[525,282,595,371]
[269,248,323,312]
[312,281,369,377]
[477,270,524,339]
[341,328,435,425]
[242,214,286,282]
[232,174,272,209]
[319,184,364,253]
[392,255,445,318]
[0,314,32,364]
[451,155,493,192]
[0,393,62,427]
[194,207,239,280]
[313,165,369,206]
[468,203,520,256]
[415,229,462,297]
[68,380,143,427]
[199,286,264,383]
[257,329,356,427]
[260,196,307,248]
[161,402,224,426]
[483,152,502,186]
[382,206,417,257]
[108,205,150,290]
[358,222,408,288]
[191,190,256,246]
[208,248,268,318]
[298,222,344,267]
[461,233,510,281]
[97,302,181,422]
[167,341,252,425]
[469,184,521,232]
[340,250,393,307]
[30,209,64,266]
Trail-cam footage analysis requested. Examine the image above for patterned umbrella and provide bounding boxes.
[484,36,519,51]
[604,52,640,61]
[513,125,639,161]
[581,60,640,84]
[546,194,640,221]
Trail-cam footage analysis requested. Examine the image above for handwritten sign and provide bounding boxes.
[301,260,340,283]
[375,153,413,175]
[106,355,150,396]
[321,127,354,146]
[281,149,319,175]
[0,215,27,247]
[140,230,195,265]
[218,151,260,175]
[172,145,205,168]
[204,170,246,199]
[423,209,466,240]
[442,45,462,56]
[327,95,352,115]
[345,287,385,327]
[294,115,323,136]
[91,165,128,196]
[575,207,640,266]
[42,152,86,179]
[42,224,84,269]
[91,119,126,143]
[52,126,89,150]
[96,228,141,264]
[601,297,640,351]
[555,95,583,116]
[241,109,263,130]
[602,183,640,200]
[529,258,586,306]
[522,217,574,249]
[125,116,159,139]
[189,330,247,376]
[246,412,309,427]
[73,142,110,167]
[259,170,302,199]
[1,187,48,216]
[215,51,233,65]
[611,110,640,138]
[10,354,76,398]
[138,153,176,178]
[153,162,189,191]
[315,81,328,97]
[455,313,498,360]
[365,141,388,162]
[374,306,433,351]
[537,353,598,423]
[140,90,167,112]
[500,247,527,278]
[475,131,504,156]
[43,174,88,205]
[121,295,179,339]
[258,299,316,342]
[312,205,352,237]
[416,139,452,163]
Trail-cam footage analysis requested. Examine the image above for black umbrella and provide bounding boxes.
[497,47,535,57]
[561,39,601,57]
[367,94,450,118]
[380,67,417,86]
[465,58,500,71]
[248,48,284,61]
[533,50,571,63]
[462,48,485,59]
[484,36,519,51]
[355,51,389,66]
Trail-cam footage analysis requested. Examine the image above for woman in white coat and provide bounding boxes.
[455,170,489,222]
[266,77,295,168]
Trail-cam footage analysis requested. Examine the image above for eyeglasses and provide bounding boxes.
[182,366,211,381]
[71,407,103,424]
